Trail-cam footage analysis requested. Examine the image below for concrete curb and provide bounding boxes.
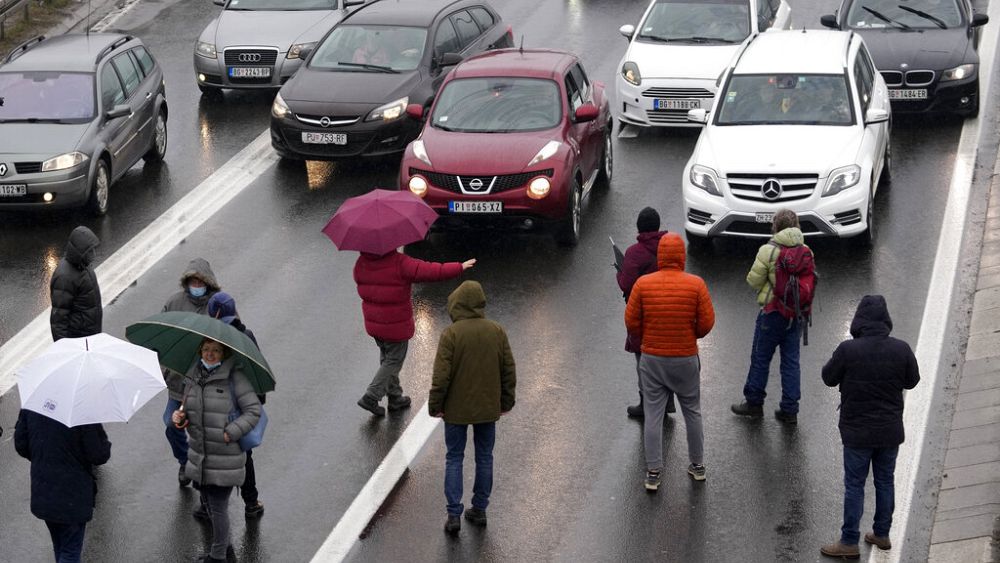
[45,0,120,37]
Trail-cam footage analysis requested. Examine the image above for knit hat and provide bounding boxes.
[207,292,238,324]
[636,207,660,233]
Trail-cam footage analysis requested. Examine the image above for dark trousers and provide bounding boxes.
[240,449,258,506]
[162,397,189,465]
[45,521,86,563]
[200,485,233,560]
[743,310,801,414]
[365,338,408,401]
[444,422,496,516]
[841,445,899,544]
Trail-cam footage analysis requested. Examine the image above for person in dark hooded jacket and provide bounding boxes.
[160,258,222,487]
[819,295,919,560]
[49,226,102,341]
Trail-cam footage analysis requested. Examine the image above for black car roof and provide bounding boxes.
[345,0,486,27]
[2,34,133,73]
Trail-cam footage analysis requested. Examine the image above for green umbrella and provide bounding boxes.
[125,311,275,394]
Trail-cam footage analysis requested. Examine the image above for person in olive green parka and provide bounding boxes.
[429,280,516,536]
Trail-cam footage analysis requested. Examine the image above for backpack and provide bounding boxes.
[767,242,817,345]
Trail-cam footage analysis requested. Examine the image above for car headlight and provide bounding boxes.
[527,176,551,199]
[823,164,861,197]
[412,140,432,167]
[528,141,561,166]
[271,93,291,119]
[196,41,217,59]
[621,61,641,86]
[42,152,89,172]
[287,42,316,60]
[689,165,721,196]
[366,97,408,122]
[408,175,428,197]
[940,63,976,82]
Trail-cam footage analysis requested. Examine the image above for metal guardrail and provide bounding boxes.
[0,0,33,41]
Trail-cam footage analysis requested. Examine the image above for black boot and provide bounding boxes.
[626,398,644,419]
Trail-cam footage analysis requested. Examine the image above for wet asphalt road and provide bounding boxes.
[0,0,986,560]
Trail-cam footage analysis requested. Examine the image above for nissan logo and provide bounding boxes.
[0,163,6,177]
[238,53,262,63]
[761,178,783,201]
[319,116,332,127]
[468,178,485,191]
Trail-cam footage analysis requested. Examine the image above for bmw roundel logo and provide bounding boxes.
[761,178,783,201]
[319,116,331,127]
[469,178,484,191]
[0,163,7,177]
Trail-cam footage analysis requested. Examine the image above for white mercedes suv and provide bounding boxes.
[616,0,791,128]
[682,29,891,245]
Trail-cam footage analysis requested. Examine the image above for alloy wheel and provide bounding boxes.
[89,162,109,216]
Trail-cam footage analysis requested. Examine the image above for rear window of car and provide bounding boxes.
[715,74,855,125]
[431,77,562,132]
[640,0,751,43]
[846,0,963,29]
[0,71,96,122]
[311,25,428,72]
[469,6,496,29]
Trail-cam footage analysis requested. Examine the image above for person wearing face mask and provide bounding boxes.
[49,226,102,341]
[160,258,222,487]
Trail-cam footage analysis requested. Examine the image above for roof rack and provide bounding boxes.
[94,35,134,66]
[4,35,46,64]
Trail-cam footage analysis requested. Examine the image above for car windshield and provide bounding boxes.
[310,25,427,72]
[846,0,962,29]
[0,72,95,122]
[225,0,337,11]
[716,74,854,125]
[431,78,563,133]
[638,0,751,43]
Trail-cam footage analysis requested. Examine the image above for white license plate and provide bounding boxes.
[449,201,502,213]
[888,89,928,100]
[654,98,702,110]
[302,132,347,145]
[0,184,27,197]
[755,212,774,224]
[228,67,271,78]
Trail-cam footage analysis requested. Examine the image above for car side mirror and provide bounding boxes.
[820,14,840,29]
[619,24,635,40]
[437,52,463,68]
[972,12,989,26]
[212,0,225,6]
[406,103,424,120]
[344,0,365,6]
[865,108,889,124]
[687,108,708,124]
[297,46,313,61]
[574,103,599,123]
[105,104,131,120]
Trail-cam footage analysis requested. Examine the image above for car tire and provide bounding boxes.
[555,179,583,247]
[685,230,712,254]
[856,185,876,247]
[879,136,891,187]
[87,159,110,217]
[143,111,168,163]
[597,119,613,189]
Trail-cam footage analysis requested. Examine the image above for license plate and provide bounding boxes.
[228,67,271,78]
[755,212,774,224]
[302,132,347,145]
[654,98,702,110]
[0,184,27,197]
[449,201,502,213]
[888,89,928,100]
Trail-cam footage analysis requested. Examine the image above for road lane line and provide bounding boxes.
[0,130,276,398]
[872,5,1000,562]
[90,0,144,33]
[310,405,440,563]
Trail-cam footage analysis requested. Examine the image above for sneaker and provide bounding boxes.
[464,507,487,527]
[444,515,461,535]
[687,463,707,481]
[178,464,191,487]
[245,501,264,518]
[819,541,860,559]
[626,403,644,419]
[193,503,209,520]
[387,395,412,412]
[357,396,385,417]
[731,401,764,418]
[864,532,891,550]
[644,470,661,492]
[774,409,798,424]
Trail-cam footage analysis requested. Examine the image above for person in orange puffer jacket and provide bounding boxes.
[624,233,715,491]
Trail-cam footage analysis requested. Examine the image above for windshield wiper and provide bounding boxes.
[0,117,76,123]
[862,6,912,29]
[896,4,947,28]
[642,35,736,43]
[336,61,399,73]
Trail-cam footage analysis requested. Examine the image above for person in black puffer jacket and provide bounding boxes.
[49,226,102,341]
[819,295,920,559]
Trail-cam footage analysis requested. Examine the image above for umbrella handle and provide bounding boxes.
[173,404,189,429]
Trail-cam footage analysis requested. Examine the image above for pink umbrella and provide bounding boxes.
[322,189,440,255]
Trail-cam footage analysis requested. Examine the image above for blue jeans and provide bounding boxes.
[743,310,801,414]
[841,445,898,544]
[45,521,86,563]
[444,422,496,516]
[162,398,189,465]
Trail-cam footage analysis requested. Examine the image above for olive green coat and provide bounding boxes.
[746,227,806,307]
[428,281,516,425]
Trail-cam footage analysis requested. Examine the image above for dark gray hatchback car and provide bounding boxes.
[0,34,168,215]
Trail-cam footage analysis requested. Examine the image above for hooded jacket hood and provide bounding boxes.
[657,233,686,272]
[448,280,486,322]
[179,258,221,291]
[772,227,804,247]
[65,226,99,269]
[850,294,893,338]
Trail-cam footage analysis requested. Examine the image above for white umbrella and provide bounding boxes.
[16,333,166,427]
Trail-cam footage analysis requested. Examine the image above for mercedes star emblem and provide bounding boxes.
[761,178,783,201]
[0,163,6,177]
[237,53,262,63]
[319,116,332,127]
[469,178,485,191]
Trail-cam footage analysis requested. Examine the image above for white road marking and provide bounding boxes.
[90,0,144,33]
[871,4,1000,562]
[0,131,276,398]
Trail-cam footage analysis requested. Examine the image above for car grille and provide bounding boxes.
[641,87,714,99]
[294,114,361,127]
[410,168,554,194]
[645,110,694,124]
[726,218,824,235]
[904,70,935,86]
[15,162,42,174]
[880,71,903,87]
[224,49,278,66]
[727,173,819,203]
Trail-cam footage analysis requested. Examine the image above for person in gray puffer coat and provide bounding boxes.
[173,339,260,563]
[49,226,102,341]
[160,258,221,486]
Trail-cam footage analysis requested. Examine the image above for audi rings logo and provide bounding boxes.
[0,163,6,177]
[468,178,485,191]
[238,53,262,63]
[761,178,783,201]
[319,116,332,127]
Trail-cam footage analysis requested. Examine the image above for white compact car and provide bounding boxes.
[616,0,791,128]
[682,30,891,245]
